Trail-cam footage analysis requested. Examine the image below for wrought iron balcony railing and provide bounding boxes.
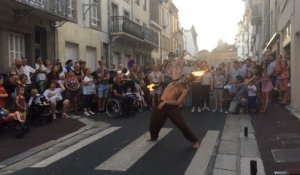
[111,16,159,46]
[144,27,159,46]
[111,16,144,39]
[13,0,69,19]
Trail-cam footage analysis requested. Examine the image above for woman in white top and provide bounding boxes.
[82,68,96,116]
[43,80,70,119]
[200,65,213,111]
[35,57,47,93]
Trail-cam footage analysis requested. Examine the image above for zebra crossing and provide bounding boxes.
[2,126,220,175]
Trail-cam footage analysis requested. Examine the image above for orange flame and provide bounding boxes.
[147,83,156,92]
[192,71,205,77]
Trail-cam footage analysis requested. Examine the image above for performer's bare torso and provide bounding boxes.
[160,81,187,102]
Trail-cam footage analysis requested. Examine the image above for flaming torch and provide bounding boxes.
[147,83,157,92]
[192,70,206,77]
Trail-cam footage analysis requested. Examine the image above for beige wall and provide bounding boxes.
[56,22,102,63]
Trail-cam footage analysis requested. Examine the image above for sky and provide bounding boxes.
[172,0,245,51]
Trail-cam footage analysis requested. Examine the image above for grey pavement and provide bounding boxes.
[212,114,266,175]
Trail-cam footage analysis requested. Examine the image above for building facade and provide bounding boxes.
[183,25,199,59]
[56,0,109,71]
[0,0,70,73]
[240,0,300,111]
[109,0,158,68]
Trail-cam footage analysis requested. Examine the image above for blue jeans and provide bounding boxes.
[248,96,256,111]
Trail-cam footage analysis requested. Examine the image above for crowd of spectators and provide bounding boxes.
[0,49,291,130]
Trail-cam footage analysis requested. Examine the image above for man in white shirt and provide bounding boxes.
[21,57,36,85]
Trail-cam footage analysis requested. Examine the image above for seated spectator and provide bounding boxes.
[4,71,19,110]
[43,80,70,119]
[112,73,134,116]
[0,76,8,108]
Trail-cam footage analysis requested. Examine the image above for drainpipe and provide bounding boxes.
[108,0,112,69]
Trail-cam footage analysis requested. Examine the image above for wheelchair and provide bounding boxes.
[106,97,122,118]
[106,95,144,118]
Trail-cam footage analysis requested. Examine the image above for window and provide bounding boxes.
[68,0,76,18]
[65,42,78,62]
[8,32,25,66]
[90,0,101,27]
[135,0,140,5]
[86,47,97,71]
[124,11,130,19]
[143,0,147,10]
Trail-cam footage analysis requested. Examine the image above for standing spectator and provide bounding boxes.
[45,59,53,74]
[95,61,110,112]
[21,57,36,86]
[35,57,47,93]
[47,65,60,86]
[148,65,163,107]
[200,66,213,111]
[278,60,289,105]
[191,62,202,112]
[259,66,273,113]
[0,76,8,108]
[64,70,81,114]
[74,62,83,82]
[240,58,252,77]
[213,68,225,112]
[65,59,74,72]
[247,79,257,113]
[79,60,87,72]
[82,68,96,116]
[9,58,24,76]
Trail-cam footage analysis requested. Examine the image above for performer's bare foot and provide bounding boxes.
[146,138,157,141]
[192,141,200,149]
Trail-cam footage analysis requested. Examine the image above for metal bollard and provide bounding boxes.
[250,160,257,175]
[244,127,248,137]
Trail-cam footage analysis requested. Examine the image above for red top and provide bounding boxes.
[0,86,7,108]
[15,95,26,113]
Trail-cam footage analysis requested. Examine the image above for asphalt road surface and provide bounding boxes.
[9,109,226,175]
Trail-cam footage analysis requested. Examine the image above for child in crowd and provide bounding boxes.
[213,68,225,112]
[0,76,8,108]
[247,79,257,114]
[14,86,27,122]
[259,68,273,113]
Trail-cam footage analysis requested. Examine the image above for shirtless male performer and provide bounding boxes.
[147,73,200,149]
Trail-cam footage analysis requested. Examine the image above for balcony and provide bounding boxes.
[111,16,159,47]
[144,27,159,46]
[9,0,70,21]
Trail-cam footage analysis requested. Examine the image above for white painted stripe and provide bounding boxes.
[31,127,121,168]
[95,128,173,171]
[184,130,219,175]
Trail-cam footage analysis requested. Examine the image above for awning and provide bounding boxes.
[263,32,280,53]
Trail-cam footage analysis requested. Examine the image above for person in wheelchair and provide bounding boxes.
[112,73,134,116]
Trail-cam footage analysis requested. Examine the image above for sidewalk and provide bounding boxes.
[212,113,265,175]
[0,118,85,162]
[252,103,300,175]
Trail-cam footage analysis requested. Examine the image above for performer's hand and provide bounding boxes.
[158,101,165,110]
[178,103,183,108]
